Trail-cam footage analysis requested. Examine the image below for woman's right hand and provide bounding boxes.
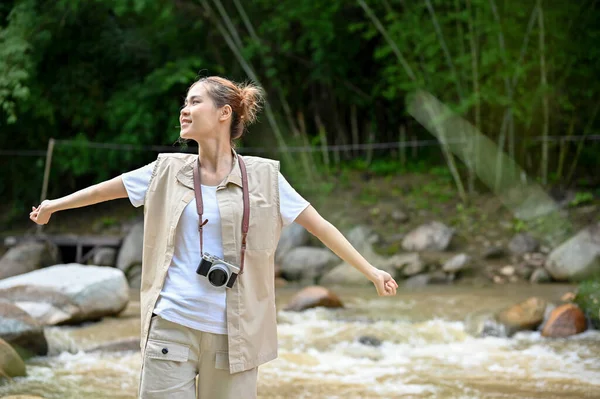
[30,200,54,225]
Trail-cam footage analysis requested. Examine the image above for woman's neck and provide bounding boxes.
[196,139,233,184]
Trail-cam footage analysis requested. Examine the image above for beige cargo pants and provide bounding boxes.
[138,315,258,399]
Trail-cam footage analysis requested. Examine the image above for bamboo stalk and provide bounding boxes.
[365,129,375,167]
[232,0,258,39]
[511,5,539,88]
[412,132,418,159]
[467,0,479,195]
[314,114,330,172]
[350,104,359,156]
[489,0,516,189]
[424,0,464,99]
[231,0,315,181]
[277,87,298,138]
[332,99,351,159]
[556,116,575,181]
[538,0,549,185]
[455,0,467,74]
[296,110,316,180]
[423,101,467,202]
[455,0,475,195]
[424,0,473,200]
[212,0,243,49]
[356,0,416,81]
[200,0,291,164]
[566,102,600,185]
[399,125,406,168]
[495,111,510,191]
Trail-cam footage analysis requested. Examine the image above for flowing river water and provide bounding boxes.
[1,284,599,398]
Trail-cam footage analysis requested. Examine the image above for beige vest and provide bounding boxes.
[140,151,282,373]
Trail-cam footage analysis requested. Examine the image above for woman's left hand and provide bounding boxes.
[369,268,398,296]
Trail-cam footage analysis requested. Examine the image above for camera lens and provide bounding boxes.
[208,268,228,287]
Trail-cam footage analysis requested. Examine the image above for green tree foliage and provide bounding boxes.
[1,0,599,214]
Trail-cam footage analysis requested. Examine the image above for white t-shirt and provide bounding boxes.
[121,160,310,335]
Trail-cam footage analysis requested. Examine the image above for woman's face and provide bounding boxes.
[179,83,229,141]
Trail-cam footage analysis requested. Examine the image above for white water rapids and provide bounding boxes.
[1,285,599,398]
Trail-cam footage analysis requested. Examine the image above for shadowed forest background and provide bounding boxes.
[1,0,599,222]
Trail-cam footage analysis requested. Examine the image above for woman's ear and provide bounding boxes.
[220,104,233,121]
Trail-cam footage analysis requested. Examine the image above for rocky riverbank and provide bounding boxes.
[1,170,599,382]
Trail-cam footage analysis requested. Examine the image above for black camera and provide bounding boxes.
[196,252,240,288]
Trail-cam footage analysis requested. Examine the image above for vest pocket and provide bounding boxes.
[248,205,275,250]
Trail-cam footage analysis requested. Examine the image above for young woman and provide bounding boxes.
[30,76,398,399]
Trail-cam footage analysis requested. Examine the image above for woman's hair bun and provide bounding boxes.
[238,83,264,126]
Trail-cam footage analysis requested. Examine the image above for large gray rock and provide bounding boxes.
[116,221,144,273]
[403,274,431,289]
[508,233,539,255]
[0,241,60,280]
[496,297,548,336]
[545,223,600,281]
[320,263,371,285]
[320,226,393,285]
[89,247,117,267]
[0,264,129,324]
[275,223,310,263]
[0,286,79,325]
[320,253,402,286]
[401,222,455,252]
[388,253,423,275]
[442,253,471,273]
[402,256,426,276]
[530,268,551,284]
[0,300,47,356]
[280,247,340,283]
[345,225,380,254]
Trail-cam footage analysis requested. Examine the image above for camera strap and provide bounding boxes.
[192,154,250,273]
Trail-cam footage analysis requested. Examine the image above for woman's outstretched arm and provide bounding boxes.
[294,205,398,296]
[29,176,129,225]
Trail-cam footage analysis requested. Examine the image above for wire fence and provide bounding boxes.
[2,134,600,157]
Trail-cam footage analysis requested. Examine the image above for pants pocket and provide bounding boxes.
[146,339,190,362]
[215,350,230,370]
[140,339,196,397]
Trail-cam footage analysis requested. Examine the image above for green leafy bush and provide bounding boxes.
[574,280,600,329]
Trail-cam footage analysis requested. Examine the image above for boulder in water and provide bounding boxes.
[496,297,547,335]
[0,264,129,324]
[358,335,382,347]
[284,286,344,312]
[0,285,79,325]
[0,301,47,356]
[541,304,587,338]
